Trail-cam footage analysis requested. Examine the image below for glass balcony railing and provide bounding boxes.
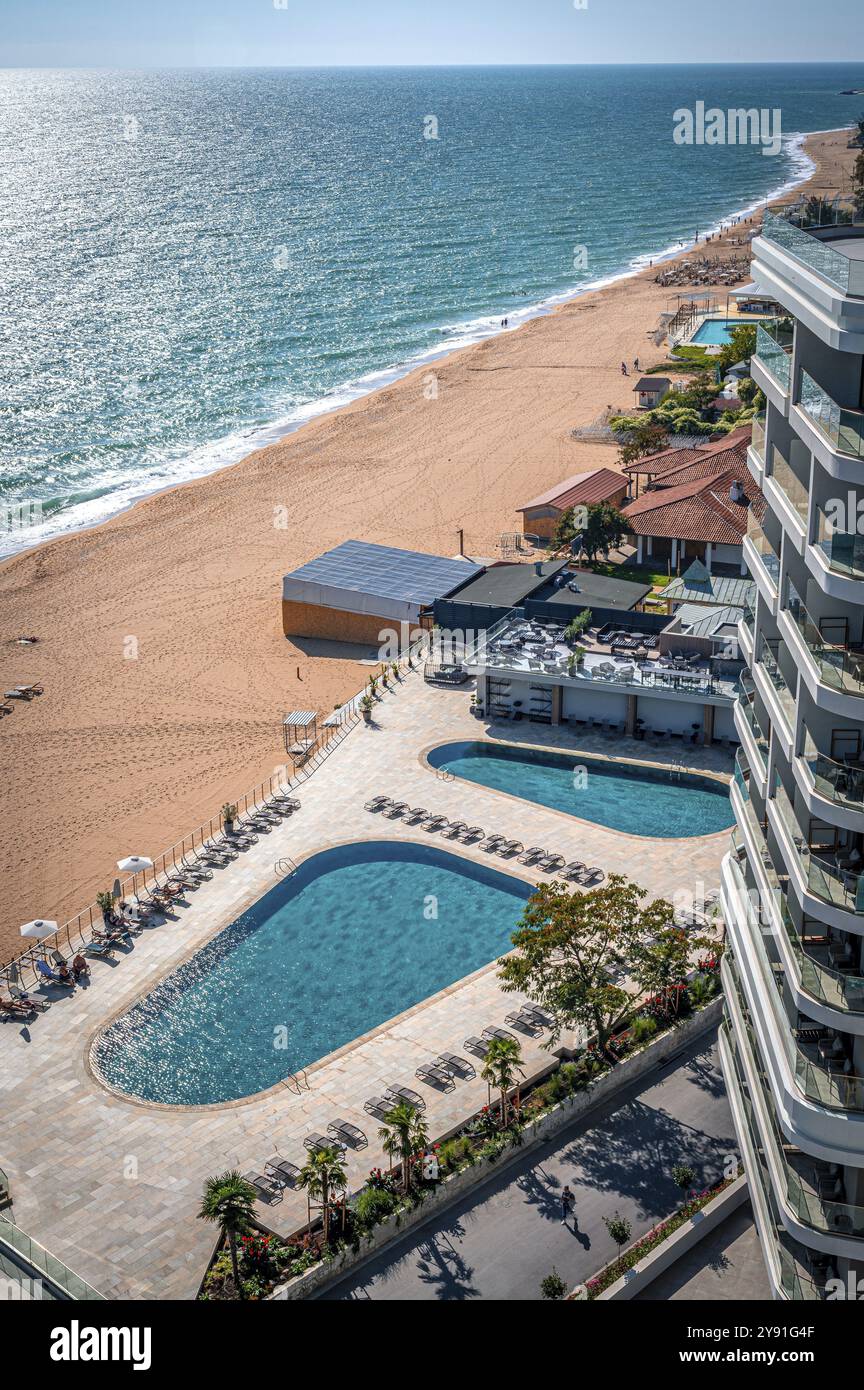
[740,602,755,646]
[756,634,796,725]
[801,726,864,814]
[724,995,864,1240]
[786,583,864,699]
[799,369,864,461]
[761,211,864,297]
[738,696,770,772]
[814,503,864,580]
[0,1213,106,1300]
[754,321,793,392]
[746,508,781,587]
[769,446,809,528]
[772,774,864,915]
[751,410,767,463]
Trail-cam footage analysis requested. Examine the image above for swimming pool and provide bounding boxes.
[427,741,733,839]
[689,318,741,345]
[92,841,532,1107]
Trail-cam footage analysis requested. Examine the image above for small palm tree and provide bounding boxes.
[197,1171,256,1298]
[296,1146,347,1244]
[378,1102,429,1193]
[481,1035,525,1126]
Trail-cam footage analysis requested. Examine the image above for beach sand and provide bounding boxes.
[0,128,856,958]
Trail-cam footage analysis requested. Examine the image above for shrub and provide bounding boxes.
[540,1268,568,1300]
[631,1015,658,1045]
[353,1186,399,1233]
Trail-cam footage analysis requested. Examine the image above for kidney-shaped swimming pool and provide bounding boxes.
[427,740,733,839]
[92,840,532,1107]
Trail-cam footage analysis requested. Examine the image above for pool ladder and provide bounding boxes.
[274,857,299,879]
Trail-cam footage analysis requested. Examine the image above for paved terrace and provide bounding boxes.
[0,670,731,1300]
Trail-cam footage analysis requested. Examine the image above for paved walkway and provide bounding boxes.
[0,672,731,1299]
[632,1202,770,1301]
[321,1029,736,1301]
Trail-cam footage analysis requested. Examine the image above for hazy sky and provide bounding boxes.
[2,0,864,68]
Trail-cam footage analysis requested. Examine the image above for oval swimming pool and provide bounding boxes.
[92,841,532,1107]
[427,741,733,839]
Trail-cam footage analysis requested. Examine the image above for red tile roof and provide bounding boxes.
[518,467,627,514]
[623,461,761,545]
[620,424,751,475]
[651,442,750,488]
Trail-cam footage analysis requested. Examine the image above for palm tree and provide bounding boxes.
[296,1146,347,1244]
[378,1102,429,1193]
[481,1036,525,1127]
[197,1171,257,1298]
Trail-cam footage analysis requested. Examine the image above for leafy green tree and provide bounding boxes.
[197,1171,257,1298]
[481,1035,525,1126]
[296,1146,347,1244]
[498,875,675,1058]
[672,1163,696,1195]
[715,324,757,378]
[551,506,579,550]
[617,418,669,469]
[583,502,628,564]
[540,1268,568,1300]
[605,1212,632,1252]
[632,922,710,1018]
[378,1102,429,1194]
[854,149,864,218]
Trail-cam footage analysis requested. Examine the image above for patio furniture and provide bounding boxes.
[365,796,391,812]
[423,815,449,832]
[437,1052,475,1079]
[303,1132,346,1155]
[482,1026,516,1043]
[479,834,505,852]
[562,861,586,880]
[497,839,523,857]
[364,1095,396,1117]
[385,801,411,819]
[35,959,73,988]
[7,966,49,1010]
[522,1002,554,1028]
[327,1120,368,1149]
[264,1158,300,1188]
[505,1007,542,1034]
[463,1035,490,1058]
[415,1062,455,1090]
[243,1170,281,1203]
[385,1085,426,1111]
[582,866,605,884]
[405,807,429,822]
[538,853,565,871]
[518,846,546,863]
[441,821,468,839]
[460,825,484,841]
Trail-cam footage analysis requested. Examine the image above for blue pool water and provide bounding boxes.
[427,742,733,839]
[92,841,532,1106]
[690,318,742,345]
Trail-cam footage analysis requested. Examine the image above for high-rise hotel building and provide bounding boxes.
[720,204,864,1299]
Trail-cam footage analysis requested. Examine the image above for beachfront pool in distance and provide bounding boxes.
[427,741,733,839]
[92,841,532,1107]
[689,317,743,345]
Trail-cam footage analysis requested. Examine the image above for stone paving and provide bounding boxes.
[0,669,732,1300]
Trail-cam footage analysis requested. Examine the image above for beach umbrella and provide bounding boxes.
[117,855,153,895]
[19,919,58,939]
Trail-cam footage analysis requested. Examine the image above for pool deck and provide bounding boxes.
[0,670,732,1300]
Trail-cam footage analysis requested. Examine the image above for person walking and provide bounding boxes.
[561,1185,575,1224]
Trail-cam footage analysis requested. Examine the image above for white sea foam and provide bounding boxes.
[0,127,842,562]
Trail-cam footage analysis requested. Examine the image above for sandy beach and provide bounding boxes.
[0,126,855,960]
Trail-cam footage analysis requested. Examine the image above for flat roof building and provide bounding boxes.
[282,540,482,643]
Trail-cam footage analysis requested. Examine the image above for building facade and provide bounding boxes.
[720,207,864,1301]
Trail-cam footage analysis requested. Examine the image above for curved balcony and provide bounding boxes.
[767,446,809,535]
[754,321,793,393]
[772,774,864,917]
[761,212,864,298]
[786,584,864,701]
[799,728,864,816]
[799,369,864,462]
[724,991,864,1244]
[814,503,864,582]
[754,633,795,732]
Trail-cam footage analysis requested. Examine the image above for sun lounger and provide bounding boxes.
[518,846,545,863]
[243,1170,280,1203]
[363,1095,396,1118]
[385,801,411,818]
[463,1036,490,1058]
[415,1062,454,1089]
[562,861,586,880]
[437,1052,475,1079]
[303,1132,346,1155]
[1,996,34,1018]
[441,821,468,838]
[405,807,429,822]
[479,834,505,852]
[264,1158,300,1188]
[460,825,484,841]
[83,939,115,959]
[522,1002,554,1028]
[385,1085,426,1111]
[327,1120,368,1149]
[482,1026,516,1043]
[271,794,300,810]
[35,959,73,988]
[8,967,50,1010]
[4,689,33,701]
[582,866,605,884]
[497,839,523,856]
[424,815,448,831]
[505,1007,542,1033]
[364,796,391,812]
[538,853,565,871]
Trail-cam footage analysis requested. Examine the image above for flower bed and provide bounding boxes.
[582,1169,742,1300]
